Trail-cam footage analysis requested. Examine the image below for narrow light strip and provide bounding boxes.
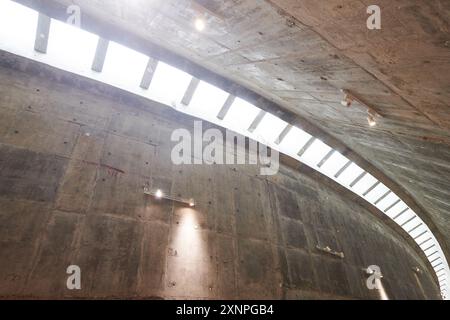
[400,215,417,227]
[430,256,441,264]
[334,160,352,179]
[248,110,266,133]
[350,171,367,188]
[91,38,109,72]
[413,230,427,240]
[297,136,316,157]
[433,262,443,268]
[393,207,409,220]
[317,149,335,168]
[423,244,436,252]
[418,237,432,246]
[374,190,391,205]
[362,180,380,196]
[34,13,51,53]
[140,58,158,89]
[181,77,200,106]
[407,223,423,233]
[275,124,292,145]
[384,199,401,212]
[427,251,438,258]
[217,94,235,120]
[436,268,445,274]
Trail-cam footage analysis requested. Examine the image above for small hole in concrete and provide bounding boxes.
[14,130,19,134]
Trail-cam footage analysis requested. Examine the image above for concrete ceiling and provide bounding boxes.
[20,1,450,254]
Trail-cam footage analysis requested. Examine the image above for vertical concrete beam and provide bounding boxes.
[217,94,235,120]
[275,124,292,145]
[34,13,51,53]
[140,58,158,89]
[181,77,200,106]
[248,110,266,133]
[317,149,335,168]
[297,136,315,157]
[91,38,109,72]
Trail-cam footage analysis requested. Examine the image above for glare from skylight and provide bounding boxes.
[99,41,149,92]
[45,19,99,75]
[375,192,400,212]
[301,139,332,167]
[336,162,364,186]
[252,112,289,146]
[277,126,312,159]
[385,200,408,218]
[0,1,38,56]
[364,182,390,203]
[320,151,350,178]
[186,81,229,121]
[147,62,193,107]
[352,172,378,196]
[222,97,261,134]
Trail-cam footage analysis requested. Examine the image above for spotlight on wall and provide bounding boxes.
[195,18,205,31]
[144,187,196,207]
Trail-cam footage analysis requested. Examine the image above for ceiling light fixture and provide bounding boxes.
[195,18,205,31]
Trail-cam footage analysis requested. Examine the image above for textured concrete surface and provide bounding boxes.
[0,52,441,299]
[16,0,450,264]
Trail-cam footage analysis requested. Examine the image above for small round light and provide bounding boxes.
[367,115,376,127]
[195,18,205,31]
[189,199,195,207]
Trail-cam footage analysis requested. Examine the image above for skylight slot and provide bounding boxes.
[352,173,378,196]
[301,139,332,167]
[252,112,289,145]
[336,162,364,186]
[187,81,229,121]
[45,19,99,74]
[147,62,193,106]
[221,97,262,134]
[393,208,411,223]
[389,204,409,220]
[364,182,389,203]
[99,41,149,93]
[320,151,350,178]
[0,1,38,56]
[277,126,312,159]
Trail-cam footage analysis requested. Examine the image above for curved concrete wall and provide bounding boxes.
[0,53,441,299]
